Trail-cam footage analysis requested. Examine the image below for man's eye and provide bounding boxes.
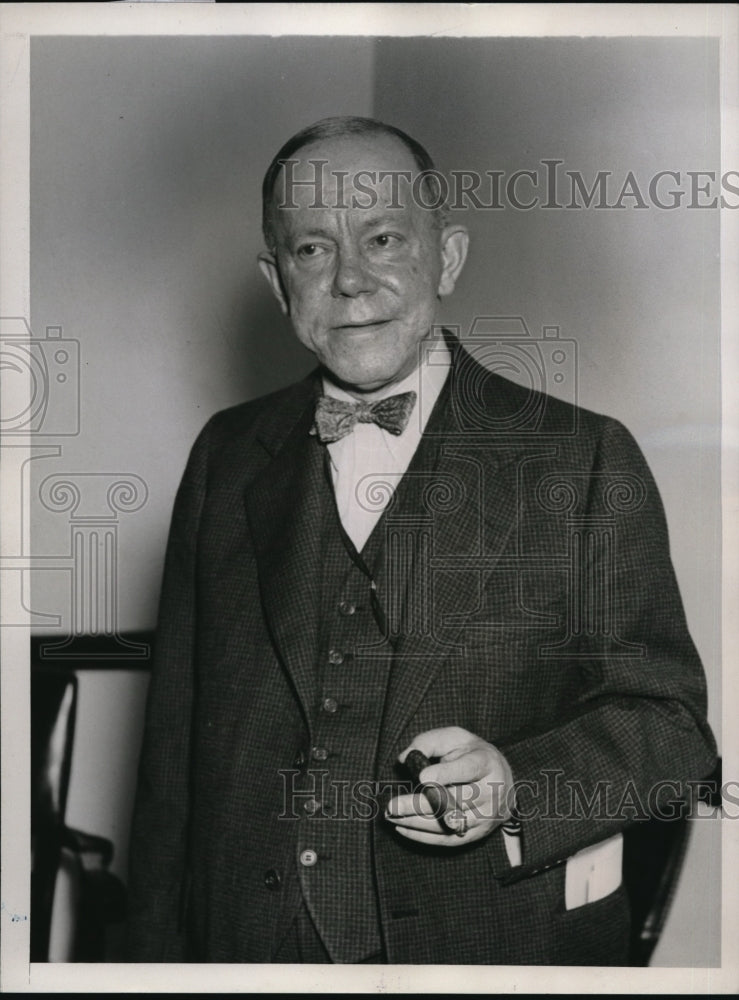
[371,233,402,249]
[296,243,325,258]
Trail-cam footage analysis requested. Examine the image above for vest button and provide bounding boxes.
[328,648,344,665]
[263,868,281,890]
[312,746,329,762]
[338,600,357,616]
[300,849,318,867]
[303,798,320,815]
[322,697,338,714]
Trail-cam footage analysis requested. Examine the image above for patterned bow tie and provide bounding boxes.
[311,390,417,444]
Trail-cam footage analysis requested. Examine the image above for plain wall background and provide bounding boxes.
[27,35,721,965]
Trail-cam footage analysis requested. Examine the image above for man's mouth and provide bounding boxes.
[333,319,391,330]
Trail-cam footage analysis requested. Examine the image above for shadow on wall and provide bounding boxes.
[230,281,315,402]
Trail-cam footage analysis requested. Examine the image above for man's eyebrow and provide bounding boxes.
[284,226,336,242]
[283,213,412,242]
[358,213,413,231]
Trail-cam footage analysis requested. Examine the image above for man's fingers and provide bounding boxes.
[422,748,496,786]
[398,726,475,764]
[394,826,461,847]
[393,818,495,848]
[387,805,479,837]
[396,729,514,828]
[386,789,478,831]
[385,812,455,834]
[386,792,438,817]
[387,785,473,819]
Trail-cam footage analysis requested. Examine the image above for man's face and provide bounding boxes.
[259,133,468,395]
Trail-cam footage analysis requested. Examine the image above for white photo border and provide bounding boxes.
[1,3,737,994]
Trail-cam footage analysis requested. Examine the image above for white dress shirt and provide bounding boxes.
[322,342,451,552]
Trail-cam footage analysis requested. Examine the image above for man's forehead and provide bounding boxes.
[284,132,420,179]
[275,203,423,242]
[271,132,426,211]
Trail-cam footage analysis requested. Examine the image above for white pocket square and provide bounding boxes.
[564,833,623,910]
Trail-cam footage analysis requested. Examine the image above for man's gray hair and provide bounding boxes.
[261,115,447,250]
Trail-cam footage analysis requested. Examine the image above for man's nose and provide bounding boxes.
[331,248,377,297]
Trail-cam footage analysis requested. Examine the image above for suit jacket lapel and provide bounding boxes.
[243,376,326,722]
[242,343,531,761]
[377,343,523,768]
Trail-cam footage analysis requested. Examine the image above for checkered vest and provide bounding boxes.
[291,461,395,962]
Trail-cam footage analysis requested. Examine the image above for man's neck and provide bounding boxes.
[322,343,451,404]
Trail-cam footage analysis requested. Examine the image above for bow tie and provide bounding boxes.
[311,390,417,444]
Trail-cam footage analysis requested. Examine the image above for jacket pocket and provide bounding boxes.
[555,883,631,965]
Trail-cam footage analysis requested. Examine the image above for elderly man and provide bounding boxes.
[127,116,716,965]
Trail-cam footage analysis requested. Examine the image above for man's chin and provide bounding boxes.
[322,363,407,396]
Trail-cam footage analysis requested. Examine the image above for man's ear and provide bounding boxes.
[258,251,289,315]
[437,225,469,298]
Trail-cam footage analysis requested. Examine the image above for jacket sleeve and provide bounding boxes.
[489,416,717,882]
[126,419,211,960]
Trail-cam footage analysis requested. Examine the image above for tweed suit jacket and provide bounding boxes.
[127,336,716,965]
